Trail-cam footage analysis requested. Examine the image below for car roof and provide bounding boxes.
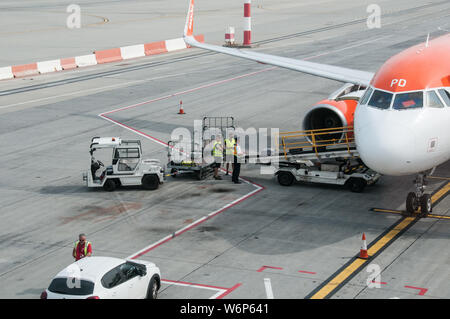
[55,257,125,282]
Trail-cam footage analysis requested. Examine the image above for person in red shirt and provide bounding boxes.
[72,233,92,261]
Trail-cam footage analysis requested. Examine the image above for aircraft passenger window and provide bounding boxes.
[392,91,423,110]
[359,87,373,105]
[438,89,450,106]
[426,91,444,108]
[368,90,393,109]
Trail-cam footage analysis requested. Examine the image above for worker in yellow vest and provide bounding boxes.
[212,135,223,180]
[232,137,244,184]
[73,233,92,261]
[224,133,236,175]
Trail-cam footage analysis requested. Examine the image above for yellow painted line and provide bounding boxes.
[309,217,414,299]
[367,217,415,255]
[431,214,450,220]
[372,208,450,220]
[431,182,450,203]
[309,182,450,299]
[373,208,402,214]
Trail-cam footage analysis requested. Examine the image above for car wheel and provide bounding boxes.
[103,179,116,192]
[146,276,159,299]
[142,175,159,190]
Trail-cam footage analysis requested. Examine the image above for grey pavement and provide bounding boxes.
[0,0,449,299]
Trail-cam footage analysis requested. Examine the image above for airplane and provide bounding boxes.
[182,0,450,217]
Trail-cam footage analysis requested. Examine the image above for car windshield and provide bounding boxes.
[393,91,423,110]
[368,90,393,109]
[48,278,95,296]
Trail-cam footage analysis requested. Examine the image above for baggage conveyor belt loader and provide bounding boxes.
[248,126,381,193]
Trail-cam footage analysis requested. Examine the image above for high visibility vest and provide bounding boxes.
[224,138,236,155]
[234,144,242,156]
[213,141,223,157]
[75,241,91,256]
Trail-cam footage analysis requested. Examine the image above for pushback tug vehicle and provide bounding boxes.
[83,137,164,191]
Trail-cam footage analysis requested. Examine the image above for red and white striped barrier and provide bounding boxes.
[225,26,235,45]
[0,66,14,80]
[243,0,252,46]
[0,35,204,80]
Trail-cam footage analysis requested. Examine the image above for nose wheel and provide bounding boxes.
[405,174,431,217]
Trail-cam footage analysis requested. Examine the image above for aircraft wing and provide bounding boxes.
[183,0,374,86]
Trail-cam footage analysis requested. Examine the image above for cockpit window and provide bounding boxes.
[426,90,444,108]
[359,87,373,105]
[368,90,393,109]
[438,89,450,106]
[392,91,423,110]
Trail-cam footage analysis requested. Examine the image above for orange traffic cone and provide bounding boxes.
[359,233,369,259]
[178,100,185,114]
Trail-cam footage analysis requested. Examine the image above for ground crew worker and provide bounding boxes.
[232,137,243,184]
[73,233,92,261]
[212,135,223,180]
[224,133,236,175]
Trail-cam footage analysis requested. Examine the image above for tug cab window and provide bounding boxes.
[393,91,423,110]
[114,148,140,159]
[368,90,393,109]
[438,89,450,106]
[426,90,444,108]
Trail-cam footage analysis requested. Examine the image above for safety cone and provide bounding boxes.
[359,233,369,259]
[178,100,185,114]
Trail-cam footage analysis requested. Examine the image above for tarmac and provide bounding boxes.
[0,0,449,299]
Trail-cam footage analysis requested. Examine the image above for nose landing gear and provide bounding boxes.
[406,173,431,217]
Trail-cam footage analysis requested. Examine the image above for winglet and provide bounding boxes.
[184,0,195,37]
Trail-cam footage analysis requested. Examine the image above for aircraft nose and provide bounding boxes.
[355,123,416,176]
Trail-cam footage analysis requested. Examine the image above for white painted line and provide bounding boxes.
[161,279,227,299]
[0,80,145,110]
[0,73,188,110]
[264,278,274,299]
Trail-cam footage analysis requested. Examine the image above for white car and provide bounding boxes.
[41,256,161,299]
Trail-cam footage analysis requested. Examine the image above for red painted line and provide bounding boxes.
[298,270,316,275]
[404,285,428,296]
[216,283,242,299]
[102,60,268,260]
[371,280,387,285]
[130,185,264,259]
[101,114,168,147]
[257,265,283,273]
[99,67,276,116]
